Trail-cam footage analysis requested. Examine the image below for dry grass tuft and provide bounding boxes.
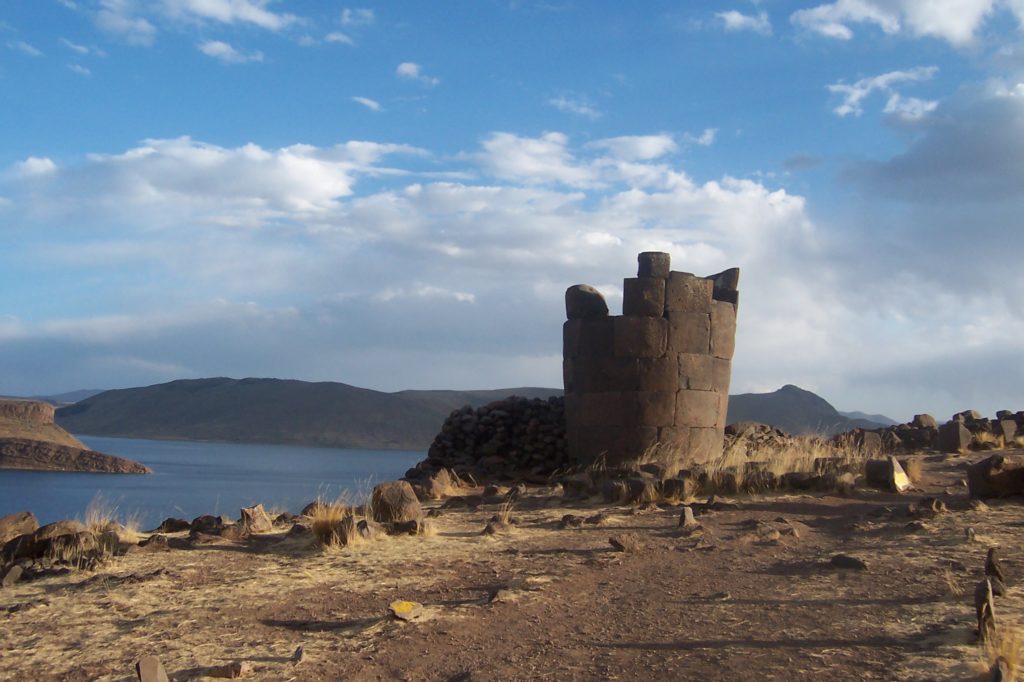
[980,626,1023,678]
[1014,435,1024,449]
[975,431,1006,448]
[82,494,142,543]
[495,499,515,525]
[309,496,355,548]
[942,568,964,598]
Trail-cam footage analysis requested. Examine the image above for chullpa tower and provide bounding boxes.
[562,252,739,467]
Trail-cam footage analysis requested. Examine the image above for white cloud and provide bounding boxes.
[3,128,1023,416]
[716,10,772,35]
[160,0,297,31]
[7,40,43,57]
[341,8,375,26]
[13,157,58,177]
[791,0,1001,46]
[827,66,938,116]
[547,95,601,119]
[351,96,382,111]
[96,0,158,45]
[883,93,938,122]
[67,63,92,76]
[683,128,718,146]
[587,135,677,161]
[198,40,263,64]
[396,62,440,87]
[325,31,354,45]
[60,37,90,54]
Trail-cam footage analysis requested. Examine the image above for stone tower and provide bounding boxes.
[563,252,739,467]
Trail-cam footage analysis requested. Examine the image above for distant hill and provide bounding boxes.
[55,378,890,450]
[838,410,898,426]
[56,378,562,451]
[726,384,889,436]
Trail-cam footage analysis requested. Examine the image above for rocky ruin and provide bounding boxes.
[563,252,739,467]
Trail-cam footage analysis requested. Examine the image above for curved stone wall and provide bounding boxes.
[563,252,739,467]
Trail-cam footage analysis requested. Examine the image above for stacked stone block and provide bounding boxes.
[563,252,739,467]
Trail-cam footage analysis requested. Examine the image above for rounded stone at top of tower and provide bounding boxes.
[637,252,671,278]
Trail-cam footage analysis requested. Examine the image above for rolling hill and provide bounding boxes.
[55,377,889,450]
[56,378,560,450]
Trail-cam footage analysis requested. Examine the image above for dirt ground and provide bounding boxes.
[2,450,1023,681]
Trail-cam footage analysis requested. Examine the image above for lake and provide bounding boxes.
[0,436,424,528]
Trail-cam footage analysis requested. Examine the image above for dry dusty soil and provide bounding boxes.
[2,450,1023,681]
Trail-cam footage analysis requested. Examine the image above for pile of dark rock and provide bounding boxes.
[834,410,1023,455]
[410,396,566,484]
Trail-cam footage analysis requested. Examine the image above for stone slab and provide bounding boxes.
[623,391,677,427]
[688,427,724,463]
[623,277,666,317]
[638,252,671,278]
[675,389,721,428]
[712,357,732,395]
[637,355,678,393]
[565,284,609,319]
[710,300,737,360]
[613,316,668,358]
[678,353,715,391]
[665,272,713,313]
[667,311,711,354]
[564,317,615,359]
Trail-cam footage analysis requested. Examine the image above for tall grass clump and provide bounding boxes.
[308,496,356,548]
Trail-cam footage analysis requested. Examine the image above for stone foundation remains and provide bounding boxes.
[563,252,739,467]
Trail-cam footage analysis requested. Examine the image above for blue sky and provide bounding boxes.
[2,1,1023,421]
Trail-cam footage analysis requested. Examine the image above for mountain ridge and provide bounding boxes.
[55,377,889,449]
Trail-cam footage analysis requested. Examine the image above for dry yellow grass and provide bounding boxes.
[979,626,1023,678]
[975,431,1005,448]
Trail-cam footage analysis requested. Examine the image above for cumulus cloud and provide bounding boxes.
[96,0,157,45]
[827,66,937,116]
[396,62,440,87]
[198,40,263,64]
[716,10,772,35]
[791,0,1010,46]
[2,129,1022,416]
[13,157,58,177]
[586,135,677,161]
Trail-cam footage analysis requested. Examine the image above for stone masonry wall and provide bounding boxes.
[563,252,739,467]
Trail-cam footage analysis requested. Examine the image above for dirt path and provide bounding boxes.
[1,452,1021,681]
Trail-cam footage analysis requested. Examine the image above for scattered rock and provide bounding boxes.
[0,511,38,545]
[584,512,608,525]
[135,655,170,682]
[829,554,868,571]
[986,547,1008,586]
[709,591,731,601]
[990,657,1011,682]
[864,456,911,492]
[565,284,609,319]
[389,600,424,621]
[559,514,584,529]
[291,646,305,666]
[970,500,990,512]
[389,519,422,536]
[626,477,659,504]
[600,479,629,504]
[967,454,1024,499]
[482,520,512,536]
[357,519,384,540]
[240,504,273,534]
[608,533,642,553]
[898,457,924,483]
[678,506,700,531]
[371,481,423,524]
[1,563,24,588]
[208,661,253,678]
[150,517,190,534]
[975,578,997,642]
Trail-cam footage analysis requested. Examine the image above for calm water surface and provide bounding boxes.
[0,436,424,527]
